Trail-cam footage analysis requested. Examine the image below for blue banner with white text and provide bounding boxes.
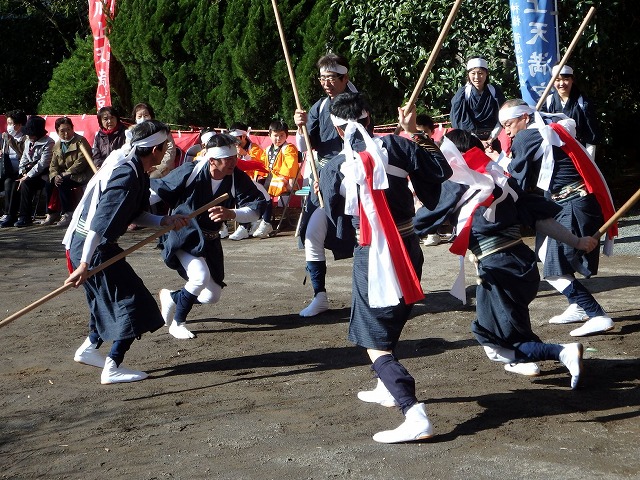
[509,0,559,106]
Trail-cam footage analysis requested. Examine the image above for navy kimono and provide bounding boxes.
[320,133,451,350]
[541,87,601,146]
[69,157,164,341]
[450,83,505,138]
[151,161,267,286]
[507,127,603,279]
[414,177,561,352]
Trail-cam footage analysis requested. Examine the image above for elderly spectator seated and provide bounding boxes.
[49,117,94,227]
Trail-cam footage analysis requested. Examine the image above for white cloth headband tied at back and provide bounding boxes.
[552,65,574,76]
[200,131,216,146]
[498,105,535,124]
[228,129,248,137]
[204,145,238,159]
[330,110,368,127]
[320,64,348,75]
[131,130,168,149]
[466,58,488,70]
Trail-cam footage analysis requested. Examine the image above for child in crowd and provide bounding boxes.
[251,119,299,239]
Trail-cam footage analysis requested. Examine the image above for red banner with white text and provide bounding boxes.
[88,0,117,110]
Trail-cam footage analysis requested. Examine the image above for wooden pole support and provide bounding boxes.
[535,7,596,111]
[394,0,464,135]
[594,187,640,239]
[271,0,323,208]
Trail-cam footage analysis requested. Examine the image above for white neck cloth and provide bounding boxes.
[438,137,519,303]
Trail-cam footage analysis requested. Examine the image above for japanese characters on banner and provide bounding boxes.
[509,0,559,106]
[89,0,117,110]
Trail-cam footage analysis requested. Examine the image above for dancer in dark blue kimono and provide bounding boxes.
[152,133,267,339]
[414,129,597,388]
[541,64,601,157]
[450,57,505,144]
[320,92,452,443]
[64,120,189,384]
[500,99,616,337]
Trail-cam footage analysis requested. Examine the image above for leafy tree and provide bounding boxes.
[335,0,514,121]
[334,0,640,177]
[0,0,88,113]
[38,35,98,114]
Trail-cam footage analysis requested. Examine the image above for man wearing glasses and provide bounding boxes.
[293,54,359,318]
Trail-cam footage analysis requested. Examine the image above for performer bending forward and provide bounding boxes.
[414,129,596,387]
[153,133,267,339]
[319,93,452,443]
[65,120,189,384]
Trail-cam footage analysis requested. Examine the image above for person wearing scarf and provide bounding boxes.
[49,117,93,227]
[415,129,597,388]
[450,57,505,144]
[500,99,616,337]
[541,65,602,158]
[319,92,451,443]
[64,120,189,384]
[91,106,127,169]
[151,133,268,340]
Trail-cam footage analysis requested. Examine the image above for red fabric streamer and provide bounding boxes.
[449,147,495,255]
[550,124,618,239]
[357,151,424,305]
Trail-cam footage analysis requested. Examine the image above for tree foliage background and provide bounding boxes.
[1,0,638,177]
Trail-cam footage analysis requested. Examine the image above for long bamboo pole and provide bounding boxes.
[270,0,323,208]
[594,187,640,239]
[78,142,98,174]
[535,7,596,111]
[394,0,464,135]
[0,193,230,329]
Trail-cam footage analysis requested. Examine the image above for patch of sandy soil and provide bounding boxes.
[1,223,638,479]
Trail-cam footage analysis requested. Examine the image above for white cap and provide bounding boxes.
[552,64,574,76]
[466,58,488,70]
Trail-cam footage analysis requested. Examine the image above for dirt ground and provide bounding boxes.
[1,216,639,480]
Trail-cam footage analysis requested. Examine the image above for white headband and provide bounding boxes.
[330,110,368,127]
[131,130,168,148]
[204,145,238,159]
[320,64,348,75]
[228,129,247,137]
[467,58,488,70]
[552,65,574,76]
[499,105,535,124]
[200,131,216,146]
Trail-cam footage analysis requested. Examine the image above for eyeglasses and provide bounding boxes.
[318,74,344,84]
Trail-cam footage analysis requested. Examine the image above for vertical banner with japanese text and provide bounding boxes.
[89,0,117,110]
[509,0,559,106]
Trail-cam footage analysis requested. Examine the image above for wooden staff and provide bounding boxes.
[594,187,640,239]
[0,193,230,329]
[270,0,323,208]
[394,0,464,135]
[535,7,596,111]
[78,142,98,174]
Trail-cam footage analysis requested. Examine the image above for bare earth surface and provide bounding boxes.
[1,216,639,480]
